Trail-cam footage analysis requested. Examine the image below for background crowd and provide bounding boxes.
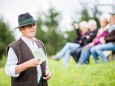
[52,14,115,66]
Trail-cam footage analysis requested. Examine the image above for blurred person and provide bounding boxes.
[71,19,98,63]
[73,23,82,44]
[52,21,89,66]
[5,12,51,86]
[91,15,115,63]
[78,17,108,65]
[101,13,111,28]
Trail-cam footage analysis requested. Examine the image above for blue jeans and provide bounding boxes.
[78,47,91,64]
[91,42,115,63]
[56,42,80,65]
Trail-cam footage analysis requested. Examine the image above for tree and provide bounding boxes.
[73,0,100,28]
[80,8,91,22]
[36,7,67,55]
[0,17,14,59]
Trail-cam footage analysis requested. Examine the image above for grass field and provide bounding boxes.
[48,58,115,86]
[0,57,115,86]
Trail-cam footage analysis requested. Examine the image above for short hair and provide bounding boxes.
[79,21,88,29]
[100,13,111,22]
[88,19,97,29]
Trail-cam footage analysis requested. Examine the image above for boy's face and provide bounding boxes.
[20,23,37,38]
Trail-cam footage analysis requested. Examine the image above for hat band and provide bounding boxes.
[19,18,35,26]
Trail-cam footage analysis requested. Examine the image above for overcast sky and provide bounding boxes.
[0,0,83,38]
[0,0,82,28]
[0,0,114,39]
[0,0,114,28]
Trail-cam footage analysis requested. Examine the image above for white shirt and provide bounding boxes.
[5,36,48,82]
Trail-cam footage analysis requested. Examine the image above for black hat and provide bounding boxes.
[15,12,38,29]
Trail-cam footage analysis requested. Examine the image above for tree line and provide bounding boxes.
[0,4,106,59]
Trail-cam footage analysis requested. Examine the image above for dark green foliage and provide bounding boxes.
[66,30,76,43]
[90,5,101,28]
[36,7,68,55]
[80,8,90,22]
[36,2,101,56]
[0,17,14,59]
[79,2,100,28]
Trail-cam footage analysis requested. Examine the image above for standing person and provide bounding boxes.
[52,21,89,66]
[5,12,51,86]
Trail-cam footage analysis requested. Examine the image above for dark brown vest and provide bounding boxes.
[7,38,48,86]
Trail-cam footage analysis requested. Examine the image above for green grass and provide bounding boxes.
[0,57,10,86]
[0,57,7,68]
[0,57,115,86]
[48,57,115,86]
[0,68,10,86]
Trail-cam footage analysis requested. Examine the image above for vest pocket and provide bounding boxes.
[13,82,28,86]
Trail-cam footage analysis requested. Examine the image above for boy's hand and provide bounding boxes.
[27,58,40,67]
[43,68,51,80]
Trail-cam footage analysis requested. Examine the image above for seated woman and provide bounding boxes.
[52,21,89,66]
[77,17,108,65]
[91,15,115,63]
[71,20,98,63]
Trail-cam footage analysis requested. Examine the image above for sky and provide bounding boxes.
[0,0,115,39]
[0,0,82,39]
[0,0,82,29]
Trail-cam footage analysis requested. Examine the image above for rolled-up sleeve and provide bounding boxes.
[5,47,20,77]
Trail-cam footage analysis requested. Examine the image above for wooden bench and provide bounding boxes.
[107,51,115,61]
[109,52,115,61]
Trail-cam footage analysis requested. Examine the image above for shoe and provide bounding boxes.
[51,55,59,61]
[76,64,81,67]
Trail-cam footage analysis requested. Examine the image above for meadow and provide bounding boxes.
[0,57,115,86]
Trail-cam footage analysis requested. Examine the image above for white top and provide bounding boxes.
[5,36,48,82]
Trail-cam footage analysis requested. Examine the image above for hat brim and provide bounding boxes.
[15,20,38,29]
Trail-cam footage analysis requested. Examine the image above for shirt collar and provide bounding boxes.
[21,36,37,44]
